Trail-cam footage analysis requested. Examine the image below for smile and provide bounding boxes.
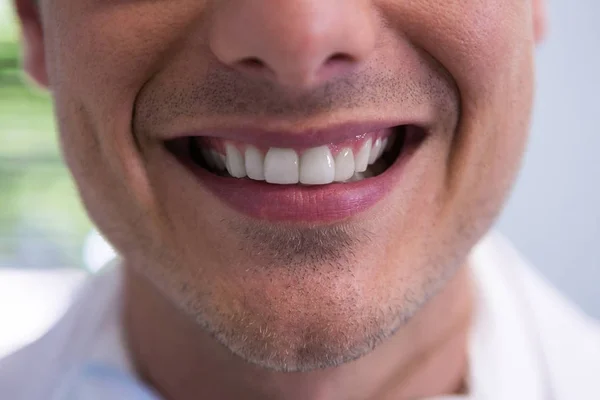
[165,123,426,222]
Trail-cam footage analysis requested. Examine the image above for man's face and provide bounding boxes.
[21,0,543,372]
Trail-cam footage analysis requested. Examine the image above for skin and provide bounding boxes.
[15,0,546,399]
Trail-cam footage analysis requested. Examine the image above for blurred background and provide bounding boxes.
[0,0,112,356]
[0,0,598,356]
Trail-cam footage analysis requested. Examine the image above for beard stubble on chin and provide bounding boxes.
[163,218,426,373]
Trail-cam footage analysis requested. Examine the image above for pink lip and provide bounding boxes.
[163,119,424,148]
[169,125,422,223]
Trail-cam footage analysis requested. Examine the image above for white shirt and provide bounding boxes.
[1,232,599,400]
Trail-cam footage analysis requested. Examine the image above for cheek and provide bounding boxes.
[46,1,200,90]
[43,1,201,255]
[383,0,534,101]
[381,0,536,259]
[396,0,536,175]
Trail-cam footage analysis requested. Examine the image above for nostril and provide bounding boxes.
[239,57,267,70]
[327,53,354,64]
[324,53,358,70]
[317,52,358,81]
[234,57,277,79]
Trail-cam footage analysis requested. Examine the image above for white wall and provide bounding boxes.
[497,0,600,318]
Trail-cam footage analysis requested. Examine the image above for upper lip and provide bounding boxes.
[162,119,427,149]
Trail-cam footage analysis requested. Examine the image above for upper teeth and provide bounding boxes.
[203,137,390,185]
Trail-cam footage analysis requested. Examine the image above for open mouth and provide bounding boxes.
[167,125,421,184]
[164,124,425,221]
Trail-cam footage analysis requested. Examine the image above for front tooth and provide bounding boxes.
[368,138,382,164]
[355,139,371,172]
[245,146,265,181]
[300,146,335,185]
[225,143,246,178]
[334,148,355,182]
[264,148,299,184]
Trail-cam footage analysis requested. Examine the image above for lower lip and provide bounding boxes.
[173,137,419,223]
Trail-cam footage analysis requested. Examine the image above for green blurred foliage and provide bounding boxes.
[0,2,92,268]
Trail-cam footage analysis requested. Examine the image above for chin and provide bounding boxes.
[156,240,432,373]
[200,292,406,373]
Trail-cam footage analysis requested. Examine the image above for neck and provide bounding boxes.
[123,264,473,400]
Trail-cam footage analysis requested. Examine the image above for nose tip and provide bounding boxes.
[209,0,377,89]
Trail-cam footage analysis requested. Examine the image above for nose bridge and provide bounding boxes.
[208,0,377,88]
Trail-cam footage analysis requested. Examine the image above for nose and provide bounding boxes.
[208,0,377,89]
